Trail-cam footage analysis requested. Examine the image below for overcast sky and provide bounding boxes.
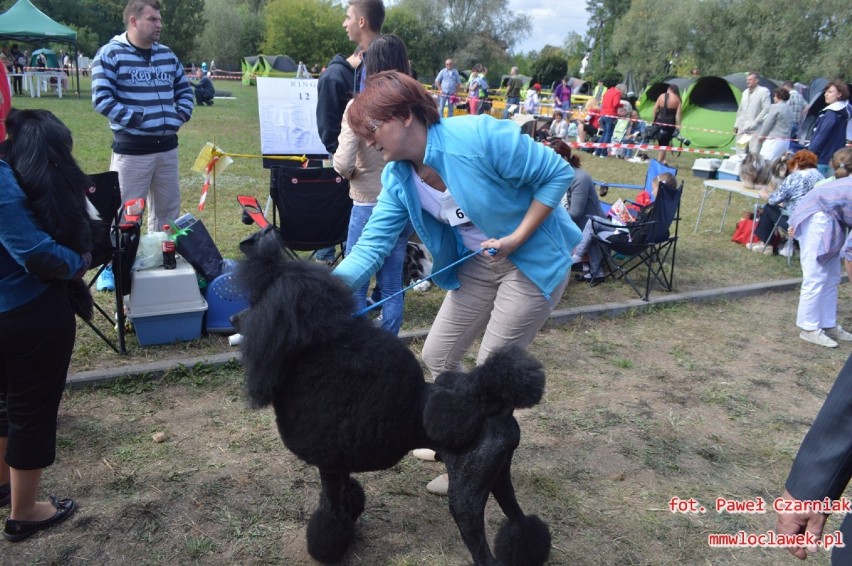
[507,0,591,54]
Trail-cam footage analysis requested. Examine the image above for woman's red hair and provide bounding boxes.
[347,71,440,140]
[787,149,818,171]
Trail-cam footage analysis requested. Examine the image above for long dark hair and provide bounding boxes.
[4,109,95,255]
[364,34,410,77]
[4,109,98,320]
[550,139,581,168]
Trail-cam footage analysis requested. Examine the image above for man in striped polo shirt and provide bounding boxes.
[91,0,194,232]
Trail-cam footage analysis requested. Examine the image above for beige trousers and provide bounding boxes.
[421,253,568,378]
[111,148,181,233]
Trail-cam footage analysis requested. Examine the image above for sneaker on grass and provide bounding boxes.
[824,325,852,342]
[800,329,838,348]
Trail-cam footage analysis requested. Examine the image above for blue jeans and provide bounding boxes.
[438,94,454,118]
[595,116,617,156]
[817,163,833,178]
[313,245,339,263]
[346,204,410,335]
[502,96,520,119]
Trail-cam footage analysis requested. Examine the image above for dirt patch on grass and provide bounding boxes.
[8,290,850,565]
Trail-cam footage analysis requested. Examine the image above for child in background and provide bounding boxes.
[611,105,630,158]
[623,110,646,160]
[564,115,579,141]
[523,83,541,114]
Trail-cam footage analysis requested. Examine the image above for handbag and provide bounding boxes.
[731,215,759,245]
[173,215,226,282]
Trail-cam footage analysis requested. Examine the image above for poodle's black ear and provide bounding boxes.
[236,227,294,305]
[423,387,484,449]
[235,226,355,407]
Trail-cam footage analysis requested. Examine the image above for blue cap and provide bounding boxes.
[201,62,208,72]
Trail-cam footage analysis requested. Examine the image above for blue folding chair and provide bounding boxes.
[595,159,678,212]
[590,179,684,301]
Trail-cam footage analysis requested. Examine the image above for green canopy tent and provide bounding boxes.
[0,0,79,96]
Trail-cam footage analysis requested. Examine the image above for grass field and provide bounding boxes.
[8,77,836,372]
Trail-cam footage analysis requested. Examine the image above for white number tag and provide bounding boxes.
[440,193,469,227]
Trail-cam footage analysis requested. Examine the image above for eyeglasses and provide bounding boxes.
[445,63,453,66]
[367,119,384,133]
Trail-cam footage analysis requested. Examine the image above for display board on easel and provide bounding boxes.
[257,76,328,167]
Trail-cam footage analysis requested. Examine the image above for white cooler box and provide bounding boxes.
[692,158,722,179]
[128,257,207,346]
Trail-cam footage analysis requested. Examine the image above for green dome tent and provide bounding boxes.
[678,76,740,149]
[30,47,58,69]
[636,74,783,151]
[241,55,299,85]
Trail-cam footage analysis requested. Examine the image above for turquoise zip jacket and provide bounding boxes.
[334,115,581,300]
[91,32,194,138]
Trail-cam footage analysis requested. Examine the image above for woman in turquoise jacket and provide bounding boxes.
[335,70,580,379]
[334,70,581,495]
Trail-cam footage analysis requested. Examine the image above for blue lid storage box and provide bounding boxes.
[204,270,249,334]
[128,258,207,346]
[717,158,741,181]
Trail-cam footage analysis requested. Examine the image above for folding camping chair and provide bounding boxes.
[268,165,353,264]
[595,159,677,216]
[753,206,795,266]
[589,179,683,301]
[84,171,142,354]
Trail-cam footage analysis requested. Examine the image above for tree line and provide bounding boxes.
[3,0,847,89]
[585,0,849,86]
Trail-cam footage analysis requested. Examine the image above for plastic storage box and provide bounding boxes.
[717,158,742,181]
[692,158,722,179]
[204,269,249,334]
[128,258,207,346]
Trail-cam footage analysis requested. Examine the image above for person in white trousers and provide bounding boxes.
[789,149,852,348]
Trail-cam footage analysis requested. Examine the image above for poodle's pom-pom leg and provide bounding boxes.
[342,477,365,522]
[306,507,356,564]
[494,514,551,566]
[305,475,365,563]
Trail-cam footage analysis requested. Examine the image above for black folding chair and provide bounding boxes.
[84,171,141,354]
[589,180,683,301]
[269,165,353,264]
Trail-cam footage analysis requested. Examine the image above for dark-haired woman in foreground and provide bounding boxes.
[0,109,96,541]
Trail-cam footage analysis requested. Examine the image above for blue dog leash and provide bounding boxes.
[352,247,497,317]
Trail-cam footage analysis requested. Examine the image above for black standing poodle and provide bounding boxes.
[234,227,552,566]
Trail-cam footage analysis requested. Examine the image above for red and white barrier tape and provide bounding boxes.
[576,110,796,143]
[568,141,732,157]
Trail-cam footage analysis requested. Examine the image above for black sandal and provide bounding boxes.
[4,496,76,542]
